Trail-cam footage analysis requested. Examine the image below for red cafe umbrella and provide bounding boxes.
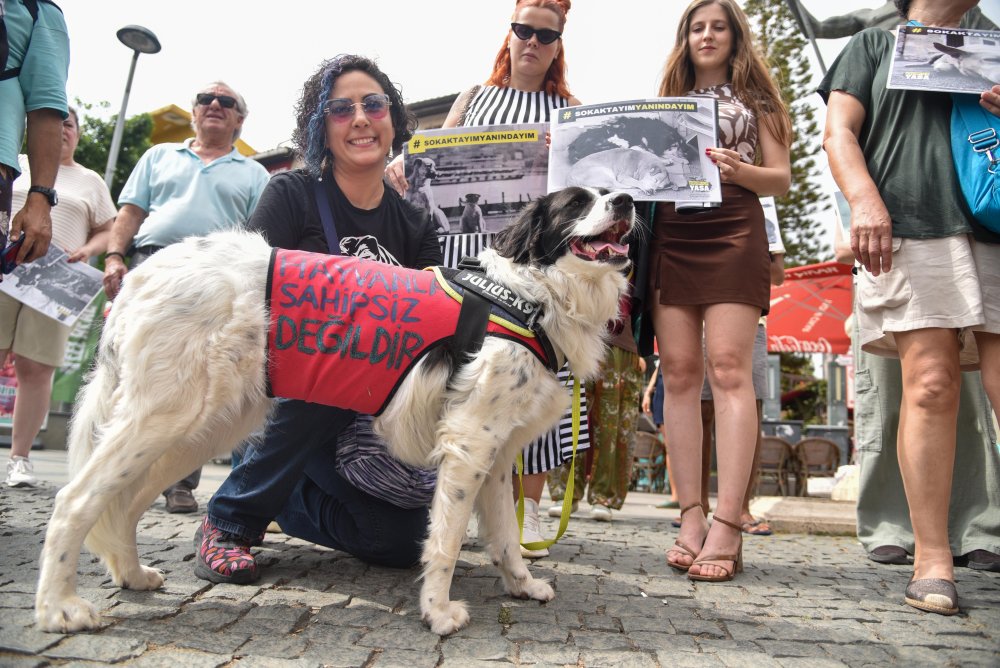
[767,261,853,355]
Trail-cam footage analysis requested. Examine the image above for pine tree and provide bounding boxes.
[743,0,827,266]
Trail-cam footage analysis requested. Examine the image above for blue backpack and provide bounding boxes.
[951,94,1000,233]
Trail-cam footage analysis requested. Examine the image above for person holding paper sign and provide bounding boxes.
[388,0,596,559]
[820,0,1000,615]
[1,107,115,488]
[649,0,791,582]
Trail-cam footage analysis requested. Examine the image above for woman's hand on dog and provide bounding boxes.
[385,155,408,196]
[705,147,742,183]
[103,256,127,300]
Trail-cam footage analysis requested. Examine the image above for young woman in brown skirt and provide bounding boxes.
[652,0,792,582]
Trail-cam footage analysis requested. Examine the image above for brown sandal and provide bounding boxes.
[666,503,706,572]
[688,515,743,582]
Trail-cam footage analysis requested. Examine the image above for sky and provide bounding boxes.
[61,0,1000,254]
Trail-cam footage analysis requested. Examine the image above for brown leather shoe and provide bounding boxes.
[165,488,198,514]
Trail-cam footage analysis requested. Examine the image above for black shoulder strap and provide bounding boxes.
[1,0,60,82]
[312,178,340,255]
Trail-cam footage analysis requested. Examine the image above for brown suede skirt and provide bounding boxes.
[648,184,770,314]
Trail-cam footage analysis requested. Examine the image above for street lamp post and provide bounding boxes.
[103,25,161,189]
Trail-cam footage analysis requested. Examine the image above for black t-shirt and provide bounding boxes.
[246,168,442,269]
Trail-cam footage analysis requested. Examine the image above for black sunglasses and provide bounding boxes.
[1,235,24,276]
[196,93,237,109]
[510,22,562,45]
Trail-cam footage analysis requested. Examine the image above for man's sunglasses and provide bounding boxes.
[1,235,24,276]
[510,22,562,45]
[196,93,237,109]
[322,94,392,123]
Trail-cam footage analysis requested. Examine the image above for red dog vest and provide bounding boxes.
[267,249,552,415]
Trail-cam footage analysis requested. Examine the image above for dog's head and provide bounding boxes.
[406,157,438,183]
[491,187,634,268]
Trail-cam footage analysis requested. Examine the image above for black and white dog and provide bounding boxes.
[35,187,635,636]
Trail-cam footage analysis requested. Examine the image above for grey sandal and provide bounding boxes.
[904,578,959,616]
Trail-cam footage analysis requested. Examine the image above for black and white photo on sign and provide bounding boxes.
[887,25,1000,94]
[0,245,104,327]
[402,123,549,236]
[547,98,721,204]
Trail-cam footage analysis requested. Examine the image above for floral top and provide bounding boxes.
[689,83,758,164]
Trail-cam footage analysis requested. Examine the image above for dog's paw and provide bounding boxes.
[509,576,555,602]
[422,600,471,636]
[114,565,164,590]
[35,596,101,633]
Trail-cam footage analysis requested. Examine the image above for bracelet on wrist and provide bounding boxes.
[105,251,126,262]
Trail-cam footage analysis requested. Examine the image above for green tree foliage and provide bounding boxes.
[743,0,828,266]
[72,100,153,202]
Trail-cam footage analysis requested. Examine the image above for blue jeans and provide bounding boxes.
[207,398,427,568]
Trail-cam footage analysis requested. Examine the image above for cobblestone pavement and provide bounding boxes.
[1,474,998,667]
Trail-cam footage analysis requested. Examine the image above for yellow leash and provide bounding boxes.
[517,375,580,550]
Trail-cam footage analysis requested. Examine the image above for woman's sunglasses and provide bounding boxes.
[322,94,392,123]
[510,22,562,45]
[196,93,237,109]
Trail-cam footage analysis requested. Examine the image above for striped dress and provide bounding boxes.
[438,84,588,475]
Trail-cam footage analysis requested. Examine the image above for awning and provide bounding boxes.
[767,261,853,355]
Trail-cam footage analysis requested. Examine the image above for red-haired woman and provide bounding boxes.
[650,0,791,582]
[388,0,587,559]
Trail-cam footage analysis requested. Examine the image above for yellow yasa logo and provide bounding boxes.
[911,27,924,33]
[562,110,572,120]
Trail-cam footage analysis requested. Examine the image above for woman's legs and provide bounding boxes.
[691,303,759,579]
[10,353,56,457]
[654,303,709,569]
[894,328,962,585]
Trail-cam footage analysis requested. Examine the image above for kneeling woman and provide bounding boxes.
[196,55,442,583]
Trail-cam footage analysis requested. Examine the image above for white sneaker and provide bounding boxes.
[547,501,578,518]
[589,504,613,522]
[519,498,550,558]
[6,456,37,488]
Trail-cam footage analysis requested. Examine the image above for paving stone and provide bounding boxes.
[775,658,848,668]
[128,648,231,668]
[42,635,146,662]
[627,631,698,652]
[503,622,569,643]
[236,634,309,659]
[299,643,373,667]
[516,642,580,665]
[439,637,514,661]
[654,649,725,666]
[713,650,784,668]
[0,625,63,654]
[371,649,442,668]
[357,626,440,651]
[578,649,658,667]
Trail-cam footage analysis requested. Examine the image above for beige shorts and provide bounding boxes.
[0,293,73,367]
[855,235,1000,366]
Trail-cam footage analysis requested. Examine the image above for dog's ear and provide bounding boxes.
[491,197,546,265]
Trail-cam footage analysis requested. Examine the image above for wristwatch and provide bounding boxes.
[28,185,58,206]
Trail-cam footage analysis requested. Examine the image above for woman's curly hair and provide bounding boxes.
[292,54,417,177]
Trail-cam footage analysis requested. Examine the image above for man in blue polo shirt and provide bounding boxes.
[1,0,69,266]
[102,80,269,513]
